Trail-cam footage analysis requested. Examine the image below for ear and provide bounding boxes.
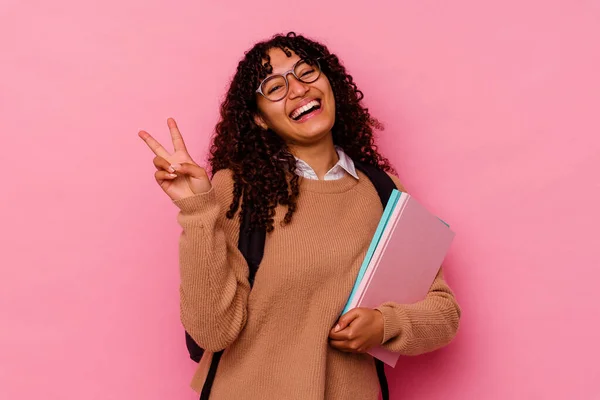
[254,113,268,130]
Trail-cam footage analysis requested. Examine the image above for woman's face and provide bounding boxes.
[254,48,336,146]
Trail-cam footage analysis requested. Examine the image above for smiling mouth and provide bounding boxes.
[290,99,322,121]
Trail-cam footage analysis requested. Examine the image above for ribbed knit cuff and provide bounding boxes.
[172,187,216,214]
[375,304,409,344]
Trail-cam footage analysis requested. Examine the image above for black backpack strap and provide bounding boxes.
[199,350,223,400]
[353,161,397,209]
[200,203,266,400]
[237,203,267,286]
[375,359,390,400]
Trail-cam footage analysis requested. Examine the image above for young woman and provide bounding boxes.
[139,32,461,400]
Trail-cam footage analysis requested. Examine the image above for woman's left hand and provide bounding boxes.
[328,308,385,353]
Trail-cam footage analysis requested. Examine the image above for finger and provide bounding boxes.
[329,323,359,341]
[329,340,364,353]
[329,340,351,352]
[167,118,188,153]
[334,309,362,332]
[155,170,178,181]
[153,156,176,172]
[171,162,208,180]
[329,328,353,341]
[139,130,171,159]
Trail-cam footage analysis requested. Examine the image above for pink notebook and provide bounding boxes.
[350,192,455,367]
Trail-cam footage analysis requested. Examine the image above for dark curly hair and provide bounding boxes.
[209,32,393,232]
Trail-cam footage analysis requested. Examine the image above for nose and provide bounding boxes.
[287,74,309,98]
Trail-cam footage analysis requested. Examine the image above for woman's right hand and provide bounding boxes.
[138,118,212,201]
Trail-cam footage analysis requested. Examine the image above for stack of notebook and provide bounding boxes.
[342,189,455,367]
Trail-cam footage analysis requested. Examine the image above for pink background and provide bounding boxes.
[2,0,599,399]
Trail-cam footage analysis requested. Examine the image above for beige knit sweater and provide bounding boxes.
[173,169,461,400]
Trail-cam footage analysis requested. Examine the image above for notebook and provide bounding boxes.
[342,190,455,367]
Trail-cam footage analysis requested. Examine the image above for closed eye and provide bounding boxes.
[268,85,283,94]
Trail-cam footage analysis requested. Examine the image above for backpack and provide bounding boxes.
[185,161,397,400]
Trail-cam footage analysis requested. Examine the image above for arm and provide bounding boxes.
[329,267,460,355]
[375,267,461,355]
[173,169,250,352]
[329,173,460,355]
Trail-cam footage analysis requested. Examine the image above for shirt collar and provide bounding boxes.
[294,147,359,181]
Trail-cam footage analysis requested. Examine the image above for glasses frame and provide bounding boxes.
[255,58,322,102]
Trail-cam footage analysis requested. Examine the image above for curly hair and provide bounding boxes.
[209,32,393,232]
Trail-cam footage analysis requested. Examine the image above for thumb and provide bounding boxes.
[171,162,207,179]
[335,309,361,332]
[171,162,212,195]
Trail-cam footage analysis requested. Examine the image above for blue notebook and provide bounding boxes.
[341,189,402,314]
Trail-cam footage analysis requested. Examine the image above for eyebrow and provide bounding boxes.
[265,58,299,77]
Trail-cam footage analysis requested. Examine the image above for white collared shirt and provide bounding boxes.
[294,147,359,181]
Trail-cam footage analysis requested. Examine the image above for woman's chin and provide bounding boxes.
[290,120,334,142]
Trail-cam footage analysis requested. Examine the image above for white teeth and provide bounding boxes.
[291,100,320,120]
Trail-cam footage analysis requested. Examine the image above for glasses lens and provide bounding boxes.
[294,59,321,83]
[261,75,287,101]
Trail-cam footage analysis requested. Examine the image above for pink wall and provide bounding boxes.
[2,1,599,398]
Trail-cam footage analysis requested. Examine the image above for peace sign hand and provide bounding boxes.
[139,118,212,201]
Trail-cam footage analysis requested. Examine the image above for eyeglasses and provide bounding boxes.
[256,58,322,102]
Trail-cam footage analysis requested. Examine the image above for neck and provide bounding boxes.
[289,134,339,180]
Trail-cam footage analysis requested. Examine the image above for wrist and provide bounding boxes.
[374,309,385,345]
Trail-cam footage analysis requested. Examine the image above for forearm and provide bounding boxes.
[375,267,461,356]
[175,189,250,352]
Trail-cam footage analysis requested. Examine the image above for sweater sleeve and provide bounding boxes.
[375,267,461,355]
[172,169,250,352]
[374,174,461,355]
